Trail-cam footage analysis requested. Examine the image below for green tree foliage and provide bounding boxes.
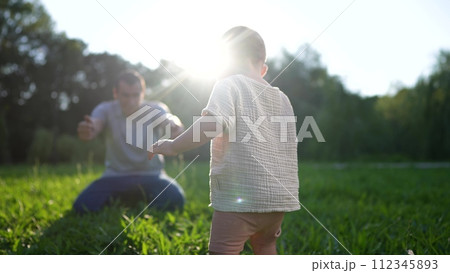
[266,48,449,161]
[375,50,450,160]
[1,0,53,162]
[0,0,152,163]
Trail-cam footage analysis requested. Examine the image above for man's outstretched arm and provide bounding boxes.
[77,115,104,141]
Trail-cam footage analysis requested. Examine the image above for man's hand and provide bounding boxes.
[148,139,177,160]
[77,115,96,141]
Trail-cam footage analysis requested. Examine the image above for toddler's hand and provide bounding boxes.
[147,139,177,160]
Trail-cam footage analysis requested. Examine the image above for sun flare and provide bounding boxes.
[122,0,276,80]
[173,35,224,80]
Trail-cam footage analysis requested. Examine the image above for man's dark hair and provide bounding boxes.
[222,26,266,66]
[114,70,146,91]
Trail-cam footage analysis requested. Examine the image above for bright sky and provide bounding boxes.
[40,0,450,97]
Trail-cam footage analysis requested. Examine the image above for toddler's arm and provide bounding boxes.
[148,115,221,159]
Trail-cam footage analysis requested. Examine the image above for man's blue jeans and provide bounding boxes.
[73,173,185,214]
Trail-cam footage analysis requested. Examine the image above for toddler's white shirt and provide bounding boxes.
[202,74,300,212]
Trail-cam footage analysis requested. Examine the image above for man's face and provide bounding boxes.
[113,81,144,116]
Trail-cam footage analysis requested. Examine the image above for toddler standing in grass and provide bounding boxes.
[148,26,300,254]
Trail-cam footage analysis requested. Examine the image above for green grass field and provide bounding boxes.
[0,161,448,255]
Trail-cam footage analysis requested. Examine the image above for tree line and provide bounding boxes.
[1,0,449,164]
